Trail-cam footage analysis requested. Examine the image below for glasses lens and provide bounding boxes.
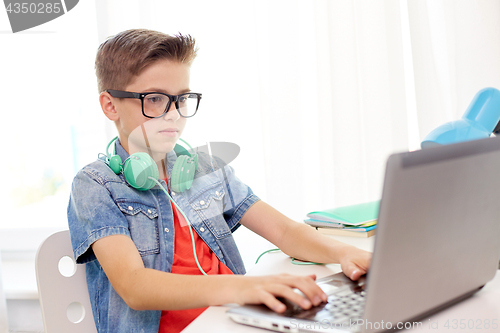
[143,93,170,118]
[177,93,199,117]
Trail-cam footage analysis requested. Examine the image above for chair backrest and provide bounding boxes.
[35,230,97,333]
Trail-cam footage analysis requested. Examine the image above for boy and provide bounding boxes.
[68,29,371,333]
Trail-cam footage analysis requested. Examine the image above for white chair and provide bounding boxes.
[35,230,97,333]
[0,250,9,333]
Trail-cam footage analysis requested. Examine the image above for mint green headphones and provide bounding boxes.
[105,136,198,192]
[105,137,208,276]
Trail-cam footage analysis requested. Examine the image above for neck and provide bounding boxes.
[119,135,169,180]
[157,159,168,180]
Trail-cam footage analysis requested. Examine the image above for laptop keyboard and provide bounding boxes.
[281,283,366,331]
[321,289,365,324]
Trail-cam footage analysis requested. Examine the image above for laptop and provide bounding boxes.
[227,136,500,333]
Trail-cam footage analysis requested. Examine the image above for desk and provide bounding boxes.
[183,235,500,333]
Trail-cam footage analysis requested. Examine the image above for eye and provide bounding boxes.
[179,96,188,103]
[146,95,165,104]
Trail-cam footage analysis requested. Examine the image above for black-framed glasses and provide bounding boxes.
[106,89,202,118]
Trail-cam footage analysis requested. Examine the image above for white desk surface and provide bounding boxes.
[183,235,500,333]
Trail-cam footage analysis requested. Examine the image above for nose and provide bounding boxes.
[163,101,180,121]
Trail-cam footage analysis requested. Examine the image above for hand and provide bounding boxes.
[338,246,371,281]
[231,273,328,313]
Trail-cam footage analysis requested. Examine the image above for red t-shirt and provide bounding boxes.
[158,180,234,333]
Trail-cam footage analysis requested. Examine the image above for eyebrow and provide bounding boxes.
[144,88,191,95]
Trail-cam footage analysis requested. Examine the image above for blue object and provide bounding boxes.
[421,87,500,148]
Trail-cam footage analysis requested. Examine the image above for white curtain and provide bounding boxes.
[407,0,500,141]
[3,0,498,295]
[94,0,500,266]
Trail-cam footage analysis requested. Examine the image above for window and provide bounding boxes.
[0,1,107,235]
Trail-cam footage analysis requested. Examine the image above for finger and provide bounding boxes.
[258,289,287,313]
[274,275,326,306]
[344,263,366,281]
[351,269,364,281]
[288,276,327,306]
[273,285,312,310]
[269,284,313,310]
[307,274,328,302]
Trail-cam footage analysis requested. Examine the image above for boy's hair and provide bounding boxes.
[95,29,198,93]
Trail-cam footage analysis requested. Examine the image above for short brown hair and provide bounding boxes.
[95,29,198,93]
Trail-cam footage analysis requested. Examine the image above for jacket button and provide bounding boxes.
[147,209,152,214]
[215,191,219,196]
[128,206,133,211]
[200,227,205,232]
[164,228,169,232]
[200,200,205,205]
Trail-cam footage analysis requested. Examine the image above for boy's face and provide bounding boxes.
[105,59,191,158]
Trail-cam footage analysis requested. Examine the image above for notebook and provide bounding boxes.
[227,136,500,333]
[306,201,379,226]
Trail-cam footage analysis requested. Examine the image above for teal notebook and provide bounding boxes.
[306,200,380,226]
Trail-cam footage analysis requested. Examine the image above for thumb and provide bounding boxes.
[350,269,362,281]
[344,264,365,281]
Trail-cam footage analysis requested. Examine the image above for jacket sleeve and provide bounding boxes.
[210,155,260,232]
[67,167,131,264]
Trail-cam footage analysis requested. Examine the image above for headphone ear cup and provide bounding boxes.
[109,155,123,174]
[171,155,195,192]
[122,152,159,191]
[193,154,198,171]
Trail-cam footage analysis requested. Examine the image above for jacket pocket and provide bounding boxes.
[190,183,230,239]
[117,201,160,256]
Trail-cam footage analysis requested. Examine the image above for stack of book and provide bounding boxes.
[305,201,379,238]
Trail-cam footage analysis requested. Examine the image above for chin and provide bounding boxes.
[149,140,176,156]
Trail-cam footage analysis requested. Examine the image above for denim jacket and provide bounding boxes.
[67,140,260,333]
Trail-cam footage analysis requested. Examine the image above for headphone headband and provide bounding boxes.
[106,136,118,158]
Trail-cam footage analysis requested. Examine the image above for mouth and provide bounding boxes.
[159,128,178,137]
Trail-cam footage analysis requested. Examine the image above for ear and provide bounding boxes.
[100,91,119,121]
